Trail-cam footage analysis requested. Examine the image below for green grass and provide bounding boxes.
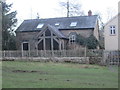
[2,61,118,88]
[0,61,2,89]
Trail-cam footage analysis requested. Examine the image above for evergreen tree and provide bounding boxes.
[86,35,99,49]
[76,34,86,46]
[1,1,17,50]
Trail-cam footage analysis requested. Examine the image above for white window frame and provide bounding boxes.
[69,35,76,44]
[22,42,29,51]
[71,35,76,41]
[70,22,77,27]
[109,25,116,35]
[37,23,44,28]
[55,23,60,26]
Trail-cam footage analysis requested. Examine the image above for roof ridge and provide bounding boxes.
[23,15,98,21]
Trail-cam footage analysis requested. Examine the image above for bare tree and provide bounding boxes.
[59,0,84,17]
[94,12,105,49]
[94,12,104,30]
[106,7,117,21]
[36,13,40,19]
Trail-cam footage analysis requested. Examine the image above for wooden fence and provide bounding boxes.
[1,49,104,58]
[0,49,120,65]
[103,50,120,65]
[2,49,86,58]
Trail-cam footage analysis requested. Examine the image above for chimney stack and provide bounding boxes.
[88,10,92,16]
[118,1,120,14]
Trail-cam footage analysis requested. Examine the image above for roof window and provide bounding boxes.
[55,23,60,26]
[37,23,44,28]
[70,22,77,27]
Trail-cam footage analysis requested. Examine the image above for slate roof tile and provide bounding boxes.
[16,15,98,32]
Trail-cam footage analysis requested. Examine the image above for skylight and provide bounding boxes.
[37,23,44,28]
[55,23,60,26]
[70,22,77,27]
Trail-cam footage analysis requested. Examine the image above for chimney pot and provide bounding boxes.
[88,10,92,16]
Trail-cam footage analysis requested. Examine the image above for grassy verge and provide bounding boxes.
[2,61,118,88]
[0,61,2,89]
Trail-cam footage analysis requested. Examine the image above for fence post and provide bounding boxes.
[117,50,119,65]
[21,50,23,59]
[0,51,1,60]
[3,51,4,59]
[52,50,54,57]
[36,49,38,57]
[102,50,106,65]
[84,46,87,57]
[10,51,12,58]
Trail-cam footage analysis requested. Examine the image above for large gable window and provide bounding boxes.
[70,22,77,27]
[45,29,51,36]
[38,40,43,50]
[110,25,116,35]
[37,23,44,28]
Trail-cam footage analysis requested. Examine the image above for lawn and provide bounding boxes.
[2,61,118,88]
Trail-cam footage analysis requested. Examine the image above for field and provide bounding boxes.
[2,61,118,88]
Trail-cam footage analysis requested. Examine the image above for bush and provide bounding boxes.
[76,34,99,49]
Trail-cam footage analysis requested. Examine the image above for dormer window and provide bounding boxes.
[37,23,44,28]
[55,23,60,26]
[70,22,77,27]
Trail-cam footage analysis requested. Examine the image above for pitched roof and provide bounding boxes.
[104,14,118,26]
[36,24,68,39]
[16,15,98,32]
[47,25,67,39]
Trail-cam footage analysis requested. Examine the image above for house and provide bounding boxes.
[16,11,99,51]
[104,13,120,50]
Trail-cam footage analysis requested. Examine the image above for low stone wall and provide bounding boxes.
[89,56,103,65]
[2,57,89,64]
[51,57,89,64]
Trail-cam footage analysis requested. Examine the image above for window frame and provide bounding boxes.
[69,34,76,44]
[55,23,60,26]
[109,25,116,35]
[22,42,29,51]
[37,23,44,28]
[70,22,77,27]
[71,35,76,41]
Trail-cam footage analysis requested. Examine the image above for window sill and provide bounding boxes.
[109,34,116,36]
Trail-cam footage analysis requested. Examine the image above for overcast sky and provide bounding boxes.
[7,0,119,26]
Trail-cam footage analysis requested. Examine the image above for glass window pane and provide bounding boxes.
[23,43,29,50]
[37,23,44,28]
[70,22,77,27]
